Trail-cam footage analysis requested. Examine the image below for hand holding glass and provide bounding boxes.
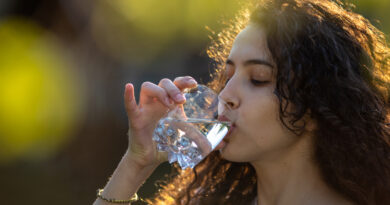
[153,85,232,169]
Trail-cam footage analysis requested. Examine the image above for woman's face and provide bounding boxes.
[218,24,307,163]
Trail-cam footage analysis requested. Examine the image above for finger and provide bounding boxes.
[172,121,212,154]
[139,81,173,107]
[124,83,138,119]
[159,78,186,103]
[156,150,168,163]
[173,76,197,91]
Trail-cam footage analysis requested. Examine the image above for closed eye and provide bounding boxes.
[251,79,269,86]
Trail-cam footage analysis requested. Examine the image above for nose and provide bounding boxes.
[218,81,240,110]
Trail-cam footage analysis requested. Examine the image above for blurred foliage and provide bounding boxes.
[0,0,388,204]
[91,0,240,64]
[0,18,85,163]
[351,0,390,36]
[89,0,390,65]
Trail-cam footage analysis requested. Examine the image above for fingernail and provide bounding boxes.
[175,93,185,101]
[188,79,197,84]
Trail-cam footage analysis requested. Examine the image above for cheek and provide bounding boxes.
[224,95,297,161]
[242,97,284,145]
[243,94,280,134]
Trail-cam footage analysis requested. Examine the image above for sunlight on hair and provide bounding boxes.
[143,3,256,204]
[206,1,254,92]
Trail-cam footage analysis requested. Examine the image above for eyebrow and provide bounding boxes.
[226,59,274,69]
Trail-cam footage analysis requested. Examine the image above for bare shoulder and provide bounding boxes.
[316,198,356,205]
[344,200,357,205]
[314,192,356,205]
[342,201,356,205]
[331,196,356,205]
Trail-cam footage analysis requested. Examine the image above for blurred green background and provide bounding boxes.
[0,0,388,204]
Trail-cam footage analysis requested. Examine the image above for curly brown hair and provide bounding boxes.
[145,0,390,204]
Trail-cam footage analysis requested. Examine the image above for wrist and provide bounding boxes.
[123,150,160,171]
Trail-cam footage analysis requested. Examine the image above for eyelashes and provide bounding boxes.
[250,79,269,86]
[224,78,269,86]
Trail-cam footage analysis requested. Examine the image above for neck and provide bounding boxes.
[250,135,348,205]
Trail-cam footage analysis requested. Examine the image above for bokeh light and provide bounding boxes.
[0,0,388,204]
[0,18,85,163]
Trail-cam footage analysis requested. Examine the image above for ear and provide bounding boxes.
[305,118,317,132]
[304,109,317,132]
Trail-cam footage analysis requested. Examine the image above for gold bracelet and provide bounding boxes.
[97,189,140,204]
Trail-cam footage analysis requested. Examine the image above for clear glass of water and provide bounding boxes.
[153,84,232,169]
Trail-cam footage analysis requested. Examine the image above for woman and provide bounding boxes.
[93,0,390,204]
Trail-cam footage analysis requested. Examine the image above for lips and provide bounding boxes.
[215,115,236,150]
[214,125,235,150]
[223,123,236,142]
[217,115,231,122]
[217,115,236,142]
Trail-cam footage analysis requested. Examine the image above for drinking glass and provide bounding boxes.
[153,84,232,169]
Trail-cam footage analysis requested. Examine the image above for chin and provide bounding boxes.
[218,148,250,163]
[219,145,264,163]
